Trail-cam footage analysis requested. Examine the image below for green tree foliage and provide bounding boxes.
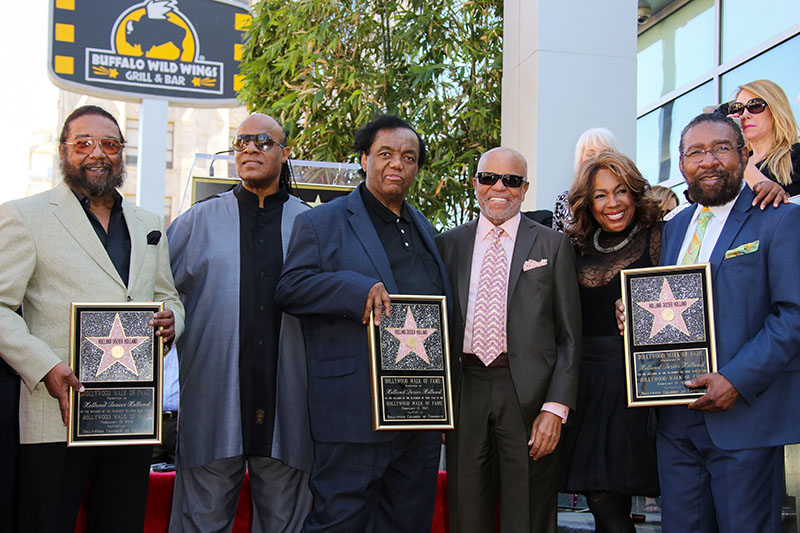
[238,0,503,228]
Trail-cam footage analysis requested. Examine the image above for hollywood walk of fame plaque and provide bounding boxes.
[621,264,718,406]
[68,303,164,446]
[367,295,454,430]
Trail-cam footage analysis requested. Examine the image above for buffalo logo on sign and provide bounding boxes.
[49,0,251,104]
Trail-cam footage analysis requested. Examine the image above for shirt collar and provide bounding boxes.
[233,182,289,208]
[359,183,410,222]
[72,189,123,212]
[691,180,745,223]
[476,212,521,243]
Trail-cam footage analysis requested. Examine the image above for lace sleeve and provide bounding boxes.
[649,222,664,266]
[552,190,571,233]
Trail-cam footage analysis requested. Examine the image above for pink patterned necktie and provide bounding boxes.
[472,227,508,366]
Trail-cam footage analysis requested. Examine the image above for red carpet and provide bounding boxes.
[77,471,451,532]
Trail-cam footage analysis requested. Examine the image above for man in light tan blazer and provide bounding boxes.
[0,105,184,533]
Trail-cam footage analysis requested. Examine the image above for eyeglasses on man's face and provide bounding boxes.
[232,133,286,152]
[62,137,124,156]
[680,144,744,164]
[475,172,527,188]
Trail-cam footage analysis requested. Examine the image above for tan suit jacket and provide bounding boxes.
[0,181,184,444]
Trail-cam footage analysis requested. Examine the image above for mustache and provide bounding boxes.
[80,161,113,172]
[695,170,731,180]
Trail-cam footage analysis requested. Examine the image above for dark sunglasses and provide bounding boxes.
[232,133,286,152]
[727,98,768,116]
[475,172,527,188]
[62,137,124,155]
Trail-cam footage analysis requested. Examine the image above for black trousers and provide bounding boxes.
[18,442,152,533]
[304,432,441,532]
[447,362,559,533]
[151,410,178,465]
[0,360,20,531]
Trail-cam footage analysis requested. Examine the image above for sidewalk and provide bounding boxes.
[557,494,662,532]
[557,509,662,532]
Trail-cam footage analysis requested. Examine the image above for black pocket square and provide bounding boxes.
[147,230,161,245]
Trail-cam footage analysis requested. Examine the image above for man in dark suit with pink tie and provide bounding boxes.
[436,147,582,533]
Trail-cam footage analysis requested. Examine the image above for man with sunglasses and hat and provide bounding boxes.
[435,147,581,533]
[0,105,184,532]
[166,113,312,532]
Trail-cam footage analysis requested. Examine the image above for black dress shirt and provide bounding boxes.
[74,191,131,287]
[360,184,443,295]
[235,183,287,457]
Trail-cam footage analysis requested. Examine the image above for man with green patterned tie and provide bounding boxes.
[655,112,800,532]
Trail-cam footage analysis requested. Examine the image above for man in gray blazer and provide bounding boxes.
[0,105,184,532]
[167,113,313,533]
[436,147,581,533]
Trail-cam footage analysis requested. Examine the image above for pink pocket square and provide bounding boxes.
[523,258,548,271]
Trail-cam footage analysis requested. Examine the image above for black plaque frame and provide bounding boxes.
[621,264,718,406]
[367,295,454,430]
[68,302,164,446]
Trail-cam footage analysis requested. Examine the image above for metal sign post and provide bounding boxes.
[136,98,168,214]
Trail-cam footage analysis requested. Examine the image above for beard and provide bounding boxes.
[61,155,126,198]
[687,168,743,207]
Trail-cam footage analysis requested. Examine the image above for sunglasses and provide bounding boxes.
[727,98,768,116]
[475,172,527,188]
[62,137,124,155]
[232,133,286,152]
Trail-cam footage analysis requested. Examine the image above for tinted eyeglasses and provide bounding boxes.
[62,137,124,155]
[232,133,286,152]
[727,98,768,116]
[475,172,527,188]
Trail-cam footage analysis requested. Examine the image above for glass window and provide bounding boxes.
[125,118,174,169]
[637,82,715,184]
[637,0,715,107]
[721,0,800,63]
[166,122,174,170]
[164,196,173,226]
[125,118,139,166]
[721,34,800,127]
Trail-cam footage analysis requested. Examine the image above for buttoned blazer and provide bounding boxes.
[435,216,581,428]
[0,181,184,444]
[661,186,800,449]
[275,187,452,443]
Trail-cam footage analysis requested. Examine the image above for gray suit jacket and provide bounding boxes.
[167,190,313,472]
[435,215,581,428]
[0,181,185,444]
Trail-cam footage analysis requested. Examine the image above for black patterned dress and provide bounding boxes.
[560,223,661,496]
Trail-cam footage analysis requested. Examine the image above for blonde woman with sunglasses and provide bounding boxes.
[728,79,800,198]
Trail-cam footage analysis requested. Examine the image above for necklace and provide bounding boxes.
[593,223,640,254]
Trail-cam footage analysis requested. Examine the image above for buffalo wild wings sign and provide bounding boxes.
[48,0,250,104]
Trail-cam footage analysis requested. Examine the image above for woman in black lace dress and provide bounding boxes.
[560,152,662,533]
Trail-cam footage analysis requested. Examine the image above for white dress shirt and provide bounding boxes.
[677,183,745,264]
